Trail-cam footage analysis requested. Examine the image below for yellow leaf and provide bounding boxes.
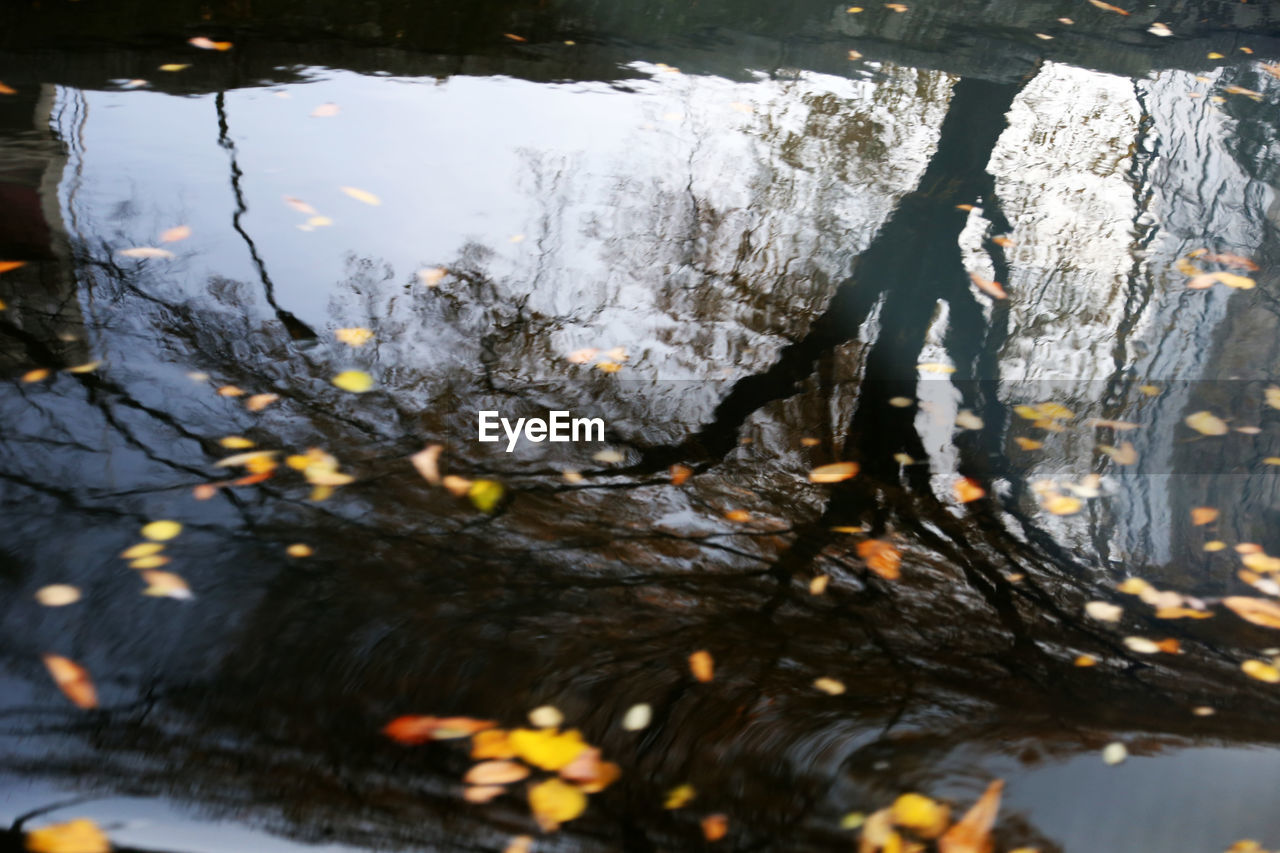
[724,509,752,522]
[246,393,279,412]
[335,327,373,347]
[1185,411,1228,435]
[286,543,313,557]
[332,370,374,392]
[158,63,190,71]
[141,520,182,541]
[809,462,859,483]
[891,793,951,838]
[1240,551,1280,573]
[340,186,381,206]
[220,436,255,449]
[1014,437,1042,450]
[813,677,846,695]
[22,368,50,383]
[216,450,279,469]
[25,818,110,853]
[121,542,164,559]
[129,555,171,570]
[1241,659,1280,683]
[1190,507,1219,525]
[917,362,955,374]
[508,727,588,771]
[528,778,587,831]
[664,783,696,809]
[467,479,504,512]
[1099,442,1137,465]
[1265,386,1280,411]
[1222,597,1280,629]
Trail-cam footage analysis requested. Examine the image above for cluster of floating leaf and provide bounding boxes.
[851,780,1011,853]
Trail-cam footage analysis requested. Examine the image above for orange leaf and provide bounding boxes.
[669,464,693,485]
[24,818,110,853]
[1222,596,1280,629]
[1086,0,1129,14]
[471,729,517,759]
[189,36,233,50]
[954,477,985,503]
[689,649,714,682]
[1190,507,1219,526]
[559,746,621,793]
[968,272,1008,299]
[0,260,27,274]
[42,654,97,709]
[856,539,901,580]
[938,780,1003,853]
[701,814,729,842]
[382,715,495,744]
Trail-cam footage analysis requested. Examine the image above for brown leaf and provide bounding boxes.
[938,780,1003,853]
[42,654,98,709]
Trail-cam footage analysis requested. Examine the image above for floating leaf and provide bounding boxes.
[411,444,444,485]
[189,36,233,50]
[595,360,622,373]
[955,409,984,430]
[566,348,599,364]
[1185,411,1228,435]
[1190,507,1219,526]
[159,63,190,72]
[217,385,245,397]
[1086,0,1129,14]
[42,654,97,709]
[891,793,951,839]
[332,370,374,393]
[1201,252,1258,271]
[809,462,859,483]
[335,327,373,347]
[1147,22,1172,36]
[219,436,254,449]
[1099,442,1137,465]
[689,650,714,682]
[810,575,830,595]
[24,818,110,853]
[129,555,170,570]
[286,544,312,557]
[118,247,175,259]
[464,785,505,803]
[558,746,620,793]
[418,267,447,286]
[340,186,381,206]
[1085,601,1122,622]
[160,225,191,243]
[1222,597,1280,629]
[701,815,729,842]
[509,727,588,770]
[918,362,956,374]
[65,361,102,374]
[593,449,624,464]
[1074,654,1098,667]
[121,542,163,559]
[1123,636,1161,654]
[856,539,901,580]
[724,509,752,522]
[504,837,534,853]
[814,677,846,695]
[528,705,564,728]
[1101,742,1128,765]
[141,520,182,541]
[22,369,50,383]
[665,784,696,809]
[383,715,495,744]
[215,449,278,469]
[1241,659,1280,683]
[245,393,279,412]
[141,570,193,599]
[954,477,985,503]
[528,778,586,831]
[1014,437,1042,450]
[311,103,340,117]
[622,703,652,731]
[472,729,517,760]
[0,261,26,274]
[465,760,530,786]
[284,196,317,215]
[669,464,693,485]
[35,585,81,607]
[938,780,1003,853]
[884,3,908,10]
[467,479,505,513]
[968,272,1007,299]
[0,83,16,96]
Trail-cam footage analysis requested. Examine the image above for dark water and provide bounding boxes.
[2,1,1280,851]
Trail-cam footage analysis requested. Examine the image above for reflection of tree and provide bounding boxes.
[6,63,1280,853]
